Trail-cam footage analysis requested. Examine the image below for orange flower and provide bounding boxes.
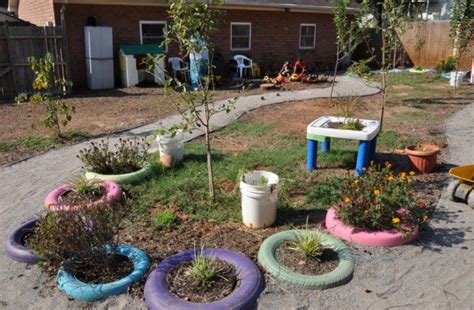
[392,217,400,224]
[409,171,415,176]
[401,172,407,179]
[345,197,351,204]
[422,215,429,222]
[388,175,395,181]
[417,200,426,208]
[374,189,381,196]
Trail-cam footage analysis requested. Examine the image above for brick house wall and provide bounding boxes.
[18,0,55,26]
[53,3,338,89]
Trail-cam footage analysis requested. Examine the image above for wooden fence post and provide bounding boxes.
[4,20,17,95]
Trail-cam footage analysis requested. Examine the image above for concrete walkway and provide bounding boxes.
[258,103,474,309]
[0,76,379,309]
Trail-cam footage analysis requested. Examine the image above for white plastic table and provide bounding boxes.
[306,116,381,176]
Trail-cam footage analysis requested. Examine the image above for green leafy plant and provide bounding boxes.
[414,65,424,71]
[28,201,125,274]
[15,92,28,104]
[332,94,367,131]
[341,119,364,131]
[69,177,104,199]
[435,56,458,73]
[28,53,74,140]
[77,137,150,175]
[186,245,218,284]
[257,176,269,189]
[334,163,429,234]
[145,0,235,201]
[288,230,324,259]
[150,210,177,230]
[347,59,372,78]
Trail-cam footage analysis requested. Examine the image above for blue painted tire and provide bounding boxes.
[57,244,150,302]
[4,218,41,264]
[144,248,264,310]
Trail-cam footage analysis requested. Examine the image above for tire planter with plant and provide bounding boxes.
[144,248,264,310]
[57,244,149,302]
[44,180,123,212]
[4,218,41,264]
[240,170,279,229]
[258,230,354,289]
[405,143,439,174]
[325,207,418,247]
[85,163,153,185]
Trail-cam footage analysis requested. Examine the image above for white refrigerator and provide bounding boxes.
[84,26,114,90]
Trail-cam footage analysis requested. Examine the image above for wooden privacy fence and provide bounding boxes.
[399,20,472,70]
[0,21,70,99]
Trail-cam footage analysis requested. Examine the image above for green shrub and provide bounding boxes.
[15,92,28,104]
[77,137,149,174]
[334,163,429,234]
[347,59,372,77]
[28,201,125,273]
[69,177,104,199]
[150,210,176,230]
[435,56,458,73]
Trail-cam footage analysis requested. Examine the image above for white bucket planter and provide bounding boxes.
[156,132,184,164]
[449,71,466,87]
[240,171,279,229]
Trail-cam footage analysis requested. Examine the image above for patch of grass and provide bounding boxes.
[377,130,419,150]
[0,130,90,153]
[306,176,345,210]
[150,210,177,231]
[221,120,274,136]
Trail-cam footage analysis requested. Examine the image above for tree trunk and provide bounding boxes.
[204,108,215,201]
[330,45,340,104]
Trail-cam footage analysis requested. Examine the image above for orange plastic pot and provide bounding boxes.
[405,143,439,174]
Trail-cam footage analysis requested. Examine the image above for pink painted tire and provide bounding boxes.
[44,181,123,212]
[325,207,418,247]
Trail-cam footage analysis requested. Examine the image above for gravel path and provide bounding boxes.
[0,76,379,309]
[258,103,474,309]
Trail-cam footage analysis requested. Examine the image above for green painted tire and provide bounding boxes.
[258,230,354,289]
[85,163,153,185]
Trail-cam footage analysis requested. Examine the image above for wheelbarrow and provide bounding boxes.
[447,165,474,207]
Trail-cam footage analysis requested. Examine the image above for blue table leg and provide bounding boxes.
[355,140,370,176]
[320,138,331,153]
[307,140,318,171]
[368,137,377,162]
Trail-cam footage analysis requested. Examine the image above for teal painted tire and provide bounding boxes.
[258,230,354,289]
[85,163,153,185]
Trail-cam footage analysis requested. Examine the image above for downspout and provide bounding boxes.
[60,0,72,93]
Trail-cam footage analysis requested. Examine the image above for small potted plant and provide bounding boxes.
[144,246,264,309]
[44,177,123,211]
[239,170,279,228]
[28,201,149,302]
[405,143,440,174]
[258,225,354,289]
[78,137,153,185]
[156,129,185,166]
[325,163,430,247]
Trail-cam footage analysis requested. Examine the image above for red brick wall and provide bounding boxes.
[19,0,55,26]
[55,4,338,89]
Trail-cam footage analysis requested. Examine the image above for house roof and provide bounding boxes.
[49,0,359,14]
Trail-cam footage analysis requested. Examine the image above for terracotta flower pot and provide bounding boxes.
[405,143,439,174]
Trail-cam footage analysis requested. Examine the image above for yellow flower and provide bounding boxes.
[388,176,395,181]
[422,215,429,222]
[345,197,351,204]
[401,172,407,179]
[374,189,381,196]
[407,178,412,184]
[409,171,415,176]
[392,217,400,224]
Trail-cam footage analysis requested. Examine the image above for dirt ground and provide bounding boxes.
[0,82,329,165]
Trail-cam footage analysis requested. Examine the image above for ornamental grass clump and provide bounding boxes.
[288,231,324,259]
[335,163,429,234]
[77,137,149,175]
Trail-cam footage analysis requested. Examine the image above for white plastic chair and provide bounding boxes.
[234,55,254,78]
[168,57,189,80]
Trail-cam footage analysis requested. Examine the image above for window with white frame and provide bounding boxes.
[299,24,316,49]
[140,21,167,50]
[231,22,251,51]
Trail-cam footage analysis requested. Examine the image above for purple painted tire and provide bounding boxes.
[325,207,418,247]
[4,218,41,264]
[44,181,123,212]
[144,248,264,310]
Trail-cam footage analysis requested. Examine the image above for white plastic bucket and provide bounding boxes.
[449,71,466,87]
[240,171,279,229]
[156,132,184,164]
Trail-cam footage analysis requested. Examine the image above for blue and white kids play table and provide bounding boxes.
[306,116,381,176]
